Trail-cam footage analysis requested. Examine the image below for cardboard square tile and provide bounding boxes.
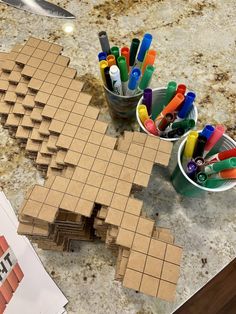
[34,68,48,81]
[145,136,160,149]
[12,102,25,115]
[123,268,142,291]
[37,40,51,51]
[77,92,92,105]
[128,143,143,158]
[4,91,17,103]
[44,52,58,63]
[81,185,99,202]
[49,120,65,134]
[138,159,153,174]
[27,37,40,47]
[115,180,132,196]
[53,85,67,98]
[66,180,84,197]
[125,198,143,216]
[54,109,70,122]
[8,71,21,84]
[101,175,118,192]
[62,67,76,79]
[69,79,84,91]
[157,280,176,301]
[60,194,78,212]
[72,167,89,183]
[42,105,57,118]
[60,99,75,112]
[27,56,41,68]
[0,102,11,114]
[132,233,150,254]
[140,274,159,297]
[127,250,146,272]
[40,81,55,94]
[161,262,180,284]
[57,76,71,88]
[92,159,108,174]
[75,198,94,217]
[32,48,46,59]
[38,204,57,223]
[28,78,43,91]
[78,155,94,170]
[55,55,70,67]
[110,150,126,165]
[97,146,112,161]
[165,244,182,266]
[15,83,28,96]
[119,167,136,183]
[0,79,9,91]
[80,116,95,130]
[92,120,108,134]
[116,228,135,248]
[70,138,86,153]
[45,72,60,84]
[61,123,77,137]
[29,185,49,203]
[105,163,122,178]
[111,194,128,211]
[31,107,43,122]
[54,149,66,165]
[88,131,103,145]
[21,65,36,78]
[144,256,163,278]
[23,199,42,217]
[117,139,131,153]
[101,135,117,149]
[16,126,30,139]
[86,171,103,187]
[65,89,79,102]
[136,217,154,237]
[64,151,81,166]
[121,212,139,232]
[35,91,50,105]
[155,151,170,167]
[124,155,140,170]
[2,60,15,72]
[50,63,65,75]
[21,115,34,128]
[132,131,147,145]
[49,43,63,54]
[47,94,63,108]
[56,134,73,149]
[158,140,172,154]
[134,171,150,187]
[83,142,99,157]
[105,208,123,226]
[141,147,156,162]
[38,60,53,72]
[148,239,167,260]
[72,102,87,115]
[96,189,113,206]
[52,176,70,193]
[45,189,63,207]
[84,106,99,119]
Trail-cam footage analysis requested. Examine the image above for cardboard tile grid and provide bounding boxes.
[0,38,183,301]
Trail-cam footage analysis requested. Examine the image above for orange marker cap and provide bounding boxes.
[142,49,156,74]
[107,55,116,67]
[121,47,130,72]
[220,168,236,179]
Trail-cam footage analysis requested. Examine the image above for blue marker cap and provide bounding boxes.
[200,125,215,139]
[137,33,152,63]
[98,52,107,61]
[128,68,141,90]
[178,92,196,119]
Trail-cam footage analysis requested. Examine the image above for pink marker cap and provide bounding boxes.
[204,125,225,152]
[144,119,159,136]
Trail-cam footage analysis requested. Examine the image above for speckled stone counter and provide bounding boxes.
[0,1,235,313]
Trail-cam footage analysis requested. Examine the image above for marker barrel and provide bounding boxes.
[172,119,195,130]
[183,131,199,159]
[138,105,149,124]
[204,157,236,175]
[129,38,140,66]
[109,65,123,95]
[192,134,207,158]
[117,56,129,95]
[142,49,156,74]
[121,47,130,72]
[127,68,141,96]
[143,88,152,116]
[167,127,185,138]
[98,31,111,55]
[144,119,159,135]
[138,65,154,92]
[156,93,185,122]
[203,125,225,156]
[205,178,225,188]
[211,168,236,179]
[206,148,236,163]
[177,92,196,119]
[99,60,109,84]
[137,33,152,63]
[157,113,174,131]
[104,67,113,91]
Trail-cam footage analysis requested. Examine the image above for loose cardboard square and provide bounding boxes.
[132,233,150,254]
[123,268,142,291]
[96,189,113,206]
[38,204,58,223]
[60,194,78,212]
[81,185,99,202]
[119,167,136,183]
[101,175,118,192]
[116,228,134,248]
[115,180,132,196]
[66,180,84,197]
[140,274,160,297]
[133,171,150,187]
[165,244,182,265]
[75,199,94,217]
[157,280,176,301]
[105,208,123,226]
[111,194,128,211]
[29,185,49,203]
[125,198,143,216]
[127,250,146,272]
[120,212,139,232]
[148,239,167,260]
[105,163,122,178]
[144,256,163,278]
[161,262,180,284]
[136,217,154,237]
[155,151,170,167]
[51,176,70,193]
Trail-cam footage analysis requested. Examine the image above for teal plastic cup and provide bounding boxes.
[171,133,236,197]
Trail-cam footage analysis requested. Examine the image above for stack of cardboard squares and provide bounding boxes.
[0,37,183,301]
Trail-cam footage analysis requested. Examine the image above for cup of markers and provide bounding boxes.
[171,124,236,197]
[98,31,156,120]
[136,82,198,141]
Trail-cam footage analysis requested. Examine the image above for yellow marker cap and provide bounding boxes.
[99,60,108,84]
[183,132,198,159]
[138,104,149,124]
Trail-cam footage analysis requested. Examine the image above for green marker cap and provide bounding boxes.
[206,157,236,174]
[172,119,195,130]
[139,65,155,90]
[110,46,119,61]
[117,56,128,82]
[163,81,177,108]
[196,172,207,185]
[129,38,140,66]
[205,178,225,189]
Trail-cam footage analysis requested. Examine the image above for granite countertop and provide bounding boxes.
[0,1,235,313]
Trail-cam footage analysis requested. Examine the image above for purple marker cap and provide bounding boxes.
[143,88,152,116]
[186,160,197,179]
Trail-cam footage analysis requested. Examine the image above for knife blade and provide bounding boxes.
[1,0,75,19]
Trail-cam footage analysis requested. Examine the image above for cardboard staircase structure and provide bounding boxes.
[0,38,182,301]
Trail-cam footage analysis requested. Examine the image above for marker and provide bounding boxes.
[210,168,236,180]
[205,178,226,189]
[204,157,236,175]
[110,46,119,61]
[167,127,185,138]
[138,105,149,124]
[155,93,185,122]
[144,119,159,136]
[206,148,236,164]
[177,92,196,119]
[107,55,116,67]
[143,88,152,116]
[109,65,123,95]
[203,125,225,157]
[200,124,215,140]
[186,161,197,179]
[121,47,130,72]
[126,68,141,96]
[98,31,111,54]
[104,66,113,91]
[135,33,152,68]
[142,49,156,74]
[138,65,155,92]
[194,157,205,172]
[192,134,207,159]
[176,84,186,96]
[196,172,207,186]
[129,38,140,66]
[117,56,129,95]
[172,119,195,131]
[99,60,108,84]
[98,52,107,61]
[183,131,199,160]
[157,113,174,132]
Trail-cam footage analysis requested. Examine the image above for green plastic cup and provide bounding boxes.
[171,133,236,197]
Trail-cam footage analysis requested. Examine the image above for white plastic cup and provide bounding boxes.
[136,87,198,141]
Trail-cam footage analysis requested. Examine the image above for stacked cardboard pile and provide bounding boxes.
[0,38,183,301]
